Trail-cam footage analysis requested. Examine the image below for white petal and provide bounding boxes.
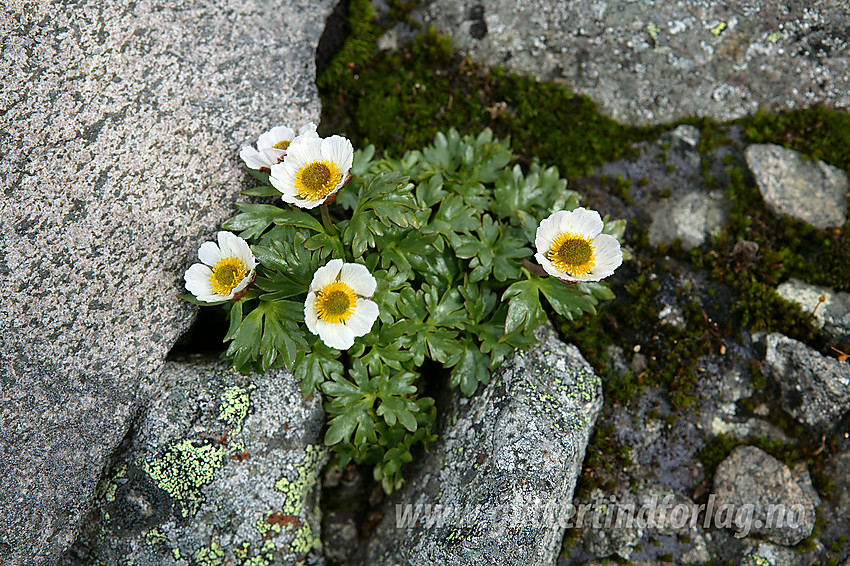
[559,207,603,238]
[228,273,254,299]
[339,263,376,297]
[184,264,218,301]
[222,232,255,269]
[316,320,355,350]
[535,212,566,254]
[257,126,296,150]
[304,292,319,333]
[587,234,623,280]
[262,147,286,165]
[240,146,271,170]
[286,137,323,164]
[321,135,354,173]
[298,122,318,136]
[534,251,568,280]
[310,259,343,291]
[216,231,240,258]
[198,241,223,266]
[344,299,379,336]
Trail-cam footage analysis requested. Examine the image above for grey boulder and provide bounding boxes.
[745,144,848,230]
[63,361,326,565]
[415,0,850,126]
[648,191,729,250]
[0,0,333,563]
[765,333,850,429]
[712,445,817,546]
[361,325,604,566]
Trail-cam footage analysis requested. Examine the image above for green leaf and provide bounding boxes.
[502,279,546,335]
[178,293,226,306]
[242,185,281,197]
[273,209,325,233]
[451,344,490,396]
[222,203,287,240]
[537,277,598,320]
[343,172,419,257]
[244,164,271,185]
[293,341,343,396]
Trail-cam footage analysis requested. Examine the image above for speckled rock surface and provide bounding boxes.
[60,361,326,566]
[745,144,849,229]
[648,191,729,250]
[414,0,850,126]
[765,333,850,428]
[776,278,850,339]
[713,445,818,546]
[360,324,603,566]
[0,1,333,564]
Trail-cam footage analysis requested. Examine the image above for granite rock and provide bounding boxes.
[765,333,850,428]
[360,325,603,566]
[648,190,729,250]
[713,445,817,546]
[0,1,334,563]
[745,144,849,230]
[61,361,326,566]
[776,278,850,340]
[581,491,643,559]
[414,0,850,126]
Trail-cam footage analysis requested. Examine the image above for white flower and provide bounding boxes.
[534,207,623,282]
[239,122,318,170]
[269,135,354,209]
[184,231,257,302]
[305,259,379,350]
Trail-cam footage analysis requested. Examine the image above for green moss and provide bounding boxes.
[142,439,226,518]
[320,27,656,179]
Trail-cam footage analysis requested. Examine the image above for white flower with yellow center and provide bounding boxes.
[269,135,354,209]
[535,208,623,282]
[184,231,257,302]
[305,259,379,350]
[239,122,318,170]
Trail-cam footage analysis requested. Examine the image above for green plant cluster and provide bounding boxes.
[208,129,621,492]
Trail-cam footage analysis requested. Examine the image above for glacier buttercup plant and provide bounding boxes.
[270,135,354,209]
[184,231,257,303]
[535,208,623,282]
[239,122,318,171]
[305,259,379,350]
[185,128,626,493]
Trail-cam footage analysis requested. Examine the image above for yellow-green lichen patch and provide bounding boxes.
[562,368,601,404]
[243,555,271,566]
[218,385,252,435]
[193,542,224,566]
[273,445,324,517]
[172,547,181,560]
[290,521,320,556]
[142,440,226,518]
[255,513,282,538]
[145,527,167,545]
[751,556,772,566]
[94,463,127,502]
[233,542,251,561]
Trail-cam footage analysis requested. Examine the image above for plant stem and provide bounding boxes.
[320,202,338,236]
[522,259,547,277]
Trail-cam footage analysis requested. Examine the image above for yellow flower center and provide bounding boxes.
[273,140,291,150]
[315,281,357,324]
[295,160,343,201]
[546,233,596,276]
[209,257,248,296]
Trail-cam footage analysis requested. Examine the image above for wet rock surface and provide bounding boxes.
[61,361,326,566]
[0,1,332,563]
[415,0,850,125]
[713,445,817,546]
[745,144,849,229]
[359,325,603,566]
[765,333,850,428]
